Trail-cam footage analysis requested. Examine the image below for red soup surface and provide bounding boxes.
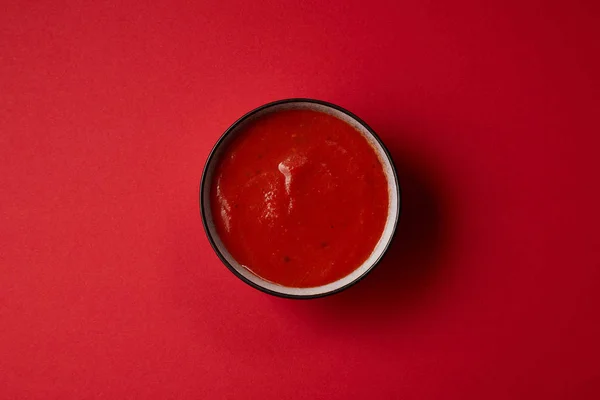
[210,108,389,287]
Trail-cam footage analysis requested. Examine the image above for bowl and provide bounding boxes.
[200,98,401,298]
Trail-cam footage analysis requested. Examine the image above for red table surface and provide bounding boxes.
[1,1,599,398]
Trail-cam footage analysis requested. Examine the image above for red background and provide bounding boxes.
[1,1,599,398]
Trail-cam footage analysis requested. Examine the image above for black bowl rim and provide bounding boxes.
[199,98,402,299]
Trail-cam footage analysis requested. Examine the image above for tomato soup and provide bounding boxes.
[209,108,389,288]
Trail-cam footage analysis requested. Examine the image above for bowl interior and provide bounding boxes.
[201,100,400,297]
